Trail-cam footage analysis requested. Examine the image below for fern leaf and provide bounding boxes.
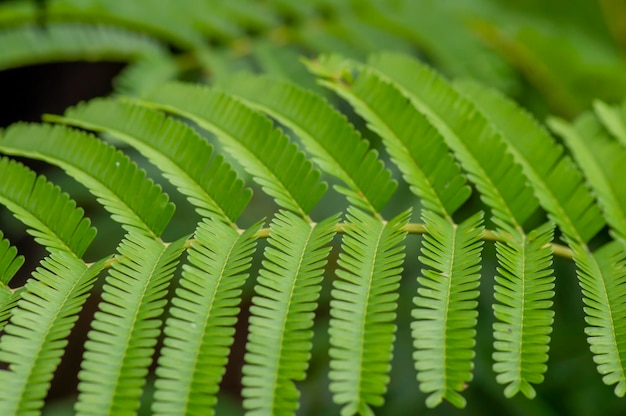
[153,220,261,416]
[412,210,484,408]
[46,98,251,227]
[242,211,338,415]
[359,53,538,231]
[454,80,605,245]
[492,222,555,399]
[548,114,626,246]
[314,68,471,218]
[0,254,107,416]
[136,82,326,218]
[0,157,95,257]
[571,241,626,397]
[0,23,164,71]
[75,233,187,416]
[329,208,409,416]
[452,81,626,398]
[0,123,175,238]
[593,100,626,147]
[0,230,23,288]
[0,289,22,333]
[313,56,557,403]
[0,230,24,331]
[216,73,396,217]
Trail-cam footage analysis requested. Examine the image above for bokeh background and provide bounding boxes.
[1,0,626,414]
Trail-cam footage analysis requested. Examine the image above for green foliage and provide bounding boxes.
[0,123,175,238]
[0,254,106,415]
[75,233,187,416]
[413,211,484,408]
[329,208,409,416]
[137,82,327,219]
[0,157,96,258]
[243,212,337,415]
[153,220,260,416]
[216,73,397,217]
[1,1,626,415]
[46,99,252,226]
[492,223,555,399]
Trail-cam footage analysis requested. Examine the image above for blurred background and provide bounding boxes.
[1,0,626,414]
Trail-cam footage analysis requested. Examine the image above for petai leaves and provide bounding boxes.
[329,208,409,416]
[0,123,175,238]
[492,223,555,399]
[243,211,338,415]
[75,233,187,416]
[217,73,396,217]
[316,67,471,219]
[412,211,484,408]
[137,82,326,218]
[153,220,261,416]
[0,157,95,258]
[47,98,251,227]
[455,80,604,245]
[0,254,106,416]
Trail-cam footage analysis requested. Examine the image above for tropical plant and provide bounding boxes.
[1,1,626,415]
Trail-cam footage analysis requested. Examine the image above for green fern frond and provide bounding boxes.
[452,82,626,398]
[153,220,261,416]
[593,100,626,147]
[314,67,471,219]
[0,289,22,333]
[0,253,107,416]
[548,114,626,246]
[137,82,326,218]
[217,73,396,217]
[75,233,187,416]
[329,208,409,416]
[360,53,538,231]
[412,210,484,408]
[46,0,204,49]
[0,230,23,288]
[0,157,95,257]
[492,222,555,399]
[0,123,175,238]
[0,230,24,331]
[548,114,626,395]
[0,23,164,71]
[314,56,557,403]
[242,211,338,415]
[47,99,251,227]
[571,241,626,397]
[454,80,605,244]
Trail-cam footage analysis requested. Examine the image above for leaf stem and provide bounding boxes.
[83,222,573,275]
[252,222,573,259]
